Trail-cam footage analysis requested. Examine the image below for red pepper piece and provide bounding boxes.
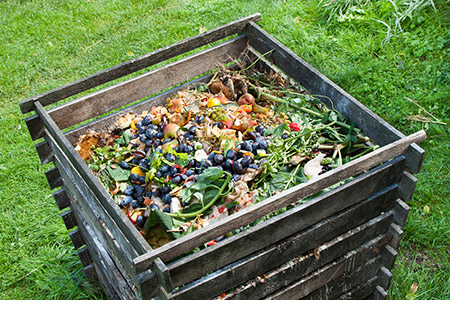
[289,122,301,131]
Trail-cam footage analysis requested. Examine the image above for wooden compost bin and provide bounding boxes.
[20,14,426,300]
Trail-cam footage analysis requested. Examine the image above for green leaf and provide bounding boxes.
[155,209,178,239]
[143,210,158,233]
[115,129,132,146]
[197,167,224,183]
[106,165,130,182]
[181,202,204,215]
[264,123,287,138]
[223,138,234,154]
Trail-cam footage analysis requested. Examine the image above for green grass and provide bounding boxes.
[0,0,448,300]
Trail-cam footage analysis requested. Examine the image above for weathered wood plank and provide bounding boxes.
[19,14,261,114]
[26,35,248,140]
[393,198,410,228]
[69,228,85,250]
[73,205,137,300]
[45,166,62,190]
[168,158,403,290]
[50,147,141,295]
[265,243,382,300]
[373,285,388,300]
[61,209,77,230]
[52,188,70,211]
[134,131,425,273]
[377,266,393,292]
[339,276,378,300]
[47,132,137,260]
[77,246,93,267]
[389,223,403,249]
[137,271,161,300]
[303,256,382,300]
[172,192,395,300]
[35,101,151,255]
[35,141,53,165]
[398,171,417,202]
[64,73,213,145]
[82,263,99,284]
[381,245,398,270]
[246,22,425,173]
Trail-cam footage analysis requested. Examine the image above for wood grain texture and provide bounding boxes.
[381,245,398,270]
[52,188,70,211]
[377,266,392,291]
[45,166,62,190]
[374,285,388,300]
[61,209,77,230]
[339,276,378,300]
[398,171,417,202]
[26,35,248,140]
[77,246,93,267]
[171,193,395,300]
[303,256,382,300]
[393,198,410,228]
[35,141,53,165]
[265,242,383,299]
[246,22,425,173]
[168,159,403,290]
[69,228,85,250]
[73,205,137,300]
[82,264,99,284]
[134,131,425,273]
[35,101,151,255]
[64,73,214,145]
[19,13,261,114]
[51,151,141,294]
[137,271,161,300]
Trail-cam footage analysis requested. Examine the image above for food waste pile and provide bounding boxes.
[75,66,377,249]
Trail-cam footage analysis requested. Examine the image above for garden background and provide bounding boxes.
[0,0,448,299]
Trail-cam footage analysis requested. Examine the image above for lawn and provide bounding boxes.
[0,0,448,300]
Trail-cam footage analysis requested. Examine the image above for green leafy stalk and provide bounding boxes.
[165,172,232,218]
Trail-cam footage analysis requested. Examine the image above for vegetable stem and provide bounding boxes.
[165,172,232,218]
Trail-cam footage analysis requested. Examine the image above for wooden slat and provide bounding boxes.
[52,188,70,210]
[45,166,62,190]
[26,35,248,140]
[50,146,140,294]
[172,193,395,300]
[303,256,382,300]
[377,266,393,291]
[381,245,398,270]
[393,198,410,228]
[35,141,53,165]
[73,206,137,300]
[69,228,85,250]
[339,276,378,300]
[374,285,388,300]
[246,22,425,174]
[19,13,261,114]
[61,209,77,230]
[77,246,93,267]
[266,245,382,300]
[389,223,403,249]
[64,73,213,145]
[134,130,425,273]
[82,264,99,284]
[137,271,162,300]
[34,101,151,255]
[398,171,417,202]
[168,158,403,289]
